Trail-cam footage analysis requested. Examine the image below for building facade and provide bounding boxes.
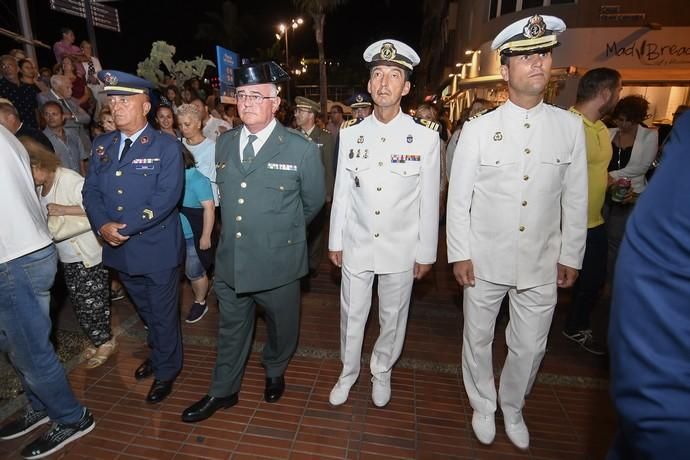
[441,0,690,123]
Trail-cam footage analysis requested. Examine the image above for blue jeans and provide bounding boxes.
[184,238,206,281]
[0,244,84,424]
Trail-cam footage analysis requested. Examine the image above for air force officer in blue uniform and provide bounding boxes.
[83,70,184,404]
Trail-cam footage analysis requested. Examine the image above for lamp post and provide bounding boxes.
[277,17,303,103]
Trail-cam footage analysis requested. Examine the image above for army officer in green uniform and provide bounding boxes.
[294,95,335,275]
[182,62,325,423]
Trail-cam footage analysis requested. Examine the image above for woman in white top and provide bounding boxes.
[177,103,219,205]
[21,137,116,369]
[606,95,658,276]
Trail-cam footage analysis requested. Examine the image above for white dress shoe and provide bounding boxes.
[329,380,353,406]
[505,416,530,450]
[371,376,391,407]
[471,411,496,445]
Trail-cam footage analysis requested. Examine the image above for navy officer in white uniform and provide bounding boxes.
[328,39,440,408]
[447,15,587,450]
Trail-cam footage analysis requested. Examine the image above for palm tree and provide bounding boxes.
[293,0,348,114]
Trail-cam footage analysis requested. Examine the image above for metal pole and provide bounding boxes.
[285,30,291,103]
[16,0,37,62]
[84,0,99,57]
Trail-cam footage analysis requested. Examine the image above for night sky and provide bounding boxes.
[1,0,424,78]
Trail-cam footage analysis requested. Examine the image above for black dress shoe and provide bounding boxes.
[264,376,285,403]
[181,394,238,423]
[135,359,153,380]
[146,379,173,403]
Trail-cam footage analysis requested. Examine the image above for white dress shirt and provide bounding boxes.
[239,118,277,161]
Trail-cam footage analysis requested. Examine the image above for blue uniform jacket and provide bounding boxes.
[608,111,690,459]
[82,124,184,275]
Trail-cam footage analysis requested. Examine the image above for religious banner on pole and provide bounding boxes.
[216,46,240,104]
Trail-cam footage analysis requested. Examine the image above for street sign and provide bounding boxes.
[50,0,120,32]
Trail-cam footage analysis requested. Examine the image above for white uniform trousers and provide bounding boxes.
[338,265,414,385]
[462,277,557,421]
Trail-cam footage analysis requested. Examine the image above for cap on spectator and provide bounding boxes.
[346,92,372,108]
[491,14,566,56]
[363,39,420,71]
[98,70,154,95]
[294,96,320,113]
[232,61,289,87]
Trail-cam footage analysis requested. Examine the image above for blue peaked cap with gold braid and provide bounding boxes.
[98,70,154,96]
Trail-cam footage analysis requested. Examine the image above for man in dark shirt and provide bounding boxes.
[0,102,53,151]
[0,55,39,129]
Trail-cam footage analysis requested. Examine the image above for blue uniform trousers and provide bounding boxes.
[120,267,182,381]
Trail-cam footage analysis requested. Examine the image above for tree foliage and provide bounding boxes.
[293,0,348,112]
[137,41,215,88]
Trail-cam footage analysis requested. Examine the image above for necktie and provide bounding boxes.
[242,134,257,169]
[120,138,133,161]
[87,59,96,79]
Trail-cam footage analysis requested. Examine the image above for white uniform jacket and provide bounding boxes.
[329,110,440,274]
[447,100,588,289]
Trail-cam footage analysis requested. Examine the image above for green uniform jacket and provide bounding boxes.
[214,121,326,293]
[306,126,336,197]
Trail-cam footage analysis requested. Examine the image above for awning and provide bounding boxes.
[618,68,690,85]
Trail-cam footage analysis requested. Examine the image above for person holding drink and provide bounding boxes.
[606,95,657,276]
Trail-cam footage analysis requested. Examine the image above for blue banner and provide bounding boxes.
[216,45,240,102]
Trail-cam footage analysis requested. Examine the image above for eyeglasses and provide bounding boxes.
[236,93,276,104]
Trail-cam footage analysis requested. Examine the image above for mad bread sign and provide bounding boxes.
[606,39,690,66]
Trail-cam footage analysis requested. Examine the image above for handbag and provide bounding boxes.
[45,171,93,242]
[48,214,92,242]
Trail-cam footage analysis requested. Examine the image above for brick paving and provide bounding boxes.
[0,236,616,459]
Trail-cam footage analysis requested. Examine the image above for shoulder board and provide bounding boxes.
[545,102,568,111]
[322,127,331,134]
[413,117,441,132]
[286,127,310,140]
[340,118,363,130]
[468,106,498,121]
[217,125,240,140]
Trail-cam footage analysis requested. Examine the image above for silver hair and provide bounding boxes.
[176,103,203,121]
[50,74,69,88]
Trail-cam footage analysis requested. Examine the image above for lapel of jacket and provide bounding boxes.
[244,121,286,176]
[225,128,242,172]
[118,124,155,167]
[100,132,120,169]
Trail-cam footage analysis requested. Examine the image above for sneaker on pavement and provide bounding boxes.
[185,302,209,324]
[20,408,95,459]
[562,329,606,355]
[505,415,530,450]
[471,411,496,445]
[329,380,354,406]
[371,375,391,408]
[0,407,49,441]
